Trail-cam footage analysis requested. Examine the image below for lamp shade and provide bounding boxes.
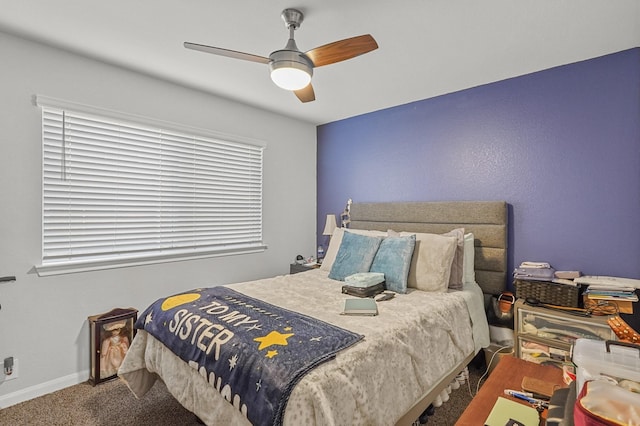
[322,214,337,236]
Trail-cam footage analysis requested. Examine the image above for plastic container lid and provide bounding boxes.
[572,338,640,392]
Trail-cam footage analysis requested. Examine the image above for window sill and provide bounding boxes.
[33,245,267,277]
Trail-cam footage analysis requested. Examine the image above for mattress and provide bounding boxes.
[119,268,489,425]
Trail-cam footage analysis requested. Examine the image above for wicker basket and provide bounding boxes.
[514,279,581,308]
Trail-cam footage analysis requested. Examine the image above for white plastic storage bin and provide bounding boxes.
[572,338,640,393]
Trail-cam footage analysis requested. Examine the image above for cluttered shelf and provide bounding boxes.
[514,298,616,366]
[511,261,640,368]
[513,261,640,333]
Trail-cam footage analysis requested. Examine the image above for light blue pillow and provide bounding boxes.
[370,234,416,293]
[328,231,383,281]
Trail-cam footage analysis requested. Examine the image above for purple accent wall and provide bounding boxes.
[317,48,640,286]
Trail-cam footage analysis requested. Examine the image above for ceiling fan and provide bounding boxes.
[184,8,378,103]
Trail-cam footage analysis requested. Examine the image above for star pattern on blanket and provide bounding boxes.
[246,324,262,332]
[266,350,278,358]
[253,330,294,350]
[229,354,238,370]
[145,312,153,325]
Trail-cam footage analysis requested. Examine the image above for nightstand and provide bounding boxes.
[289,263,320,274]
[514,299,616,366]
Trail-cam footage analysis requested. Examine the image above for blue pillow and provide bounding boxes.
[328,231,383,281]
[370,235,416,293]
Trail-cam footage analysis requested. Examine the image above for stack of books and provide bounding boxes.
[583,286,638,302]
[575,276,640,313]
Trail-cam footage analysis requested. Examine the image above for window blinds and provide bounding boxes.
[38,97,265,272]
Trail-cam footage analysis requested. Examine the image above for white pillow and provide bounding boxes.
[463,232,476,284]
[320,228,387,271]
[442,228,465,290]
[392,228,464,290]
[400,232,457,292]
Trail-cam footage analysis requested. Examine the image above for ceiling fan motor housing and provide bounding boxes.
[269,49,313,90]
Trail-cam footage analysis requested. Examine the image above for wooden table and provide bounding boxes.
[456,356,566,425]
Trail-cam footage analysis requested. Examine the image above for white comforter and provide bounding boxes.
[119,269,489,425]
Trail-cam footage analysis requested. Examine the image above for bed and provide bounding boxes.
[119,200,508,425]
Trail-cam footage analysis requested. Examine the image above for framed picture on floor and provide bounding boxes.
[88,307,138,385]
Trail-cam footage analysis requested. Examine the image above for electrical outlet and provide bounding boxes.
[4,358,18,381]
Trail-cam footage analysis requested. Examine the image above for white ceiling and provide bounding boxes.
[1,1,638,125]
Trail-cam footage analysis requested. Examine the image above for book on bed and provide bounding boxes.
[342,298,378,316]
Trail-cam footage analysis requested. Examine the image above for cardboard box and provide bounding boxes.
[583,295,633,314]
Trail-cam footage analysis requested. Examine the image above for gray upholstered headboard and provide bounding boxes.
[349,201,508,295]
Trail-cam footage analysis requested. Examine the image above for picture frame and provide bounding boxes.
[88,307,138,385]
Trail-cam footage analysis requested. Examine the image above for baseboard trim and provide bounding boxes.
[0,370,89,409]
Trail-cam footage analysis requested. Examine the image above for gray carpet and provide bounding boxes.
[0,366,484,425]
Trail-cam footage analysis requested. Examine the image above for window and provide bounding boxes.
[35,96,265,276]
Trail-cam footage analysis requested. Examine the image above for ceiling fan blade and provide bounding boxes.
[294,84,315,103]
[184,42,270,64]
[305,34,378,67]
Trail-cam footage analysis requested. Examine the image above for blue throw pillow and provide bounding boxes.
[370,234,416,293]
[328,231,383,281]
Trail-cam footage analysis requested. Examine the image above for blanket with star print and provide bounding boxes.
[136,286,363,426]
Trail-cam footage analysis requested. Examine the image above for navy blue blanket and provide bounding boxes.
[136,286,363,425]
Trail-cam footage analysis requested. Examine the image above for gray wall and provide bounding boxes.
[0,31,317,405]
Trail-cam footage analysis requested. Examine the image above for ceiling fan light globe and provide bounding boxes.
[271,66,311,91]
